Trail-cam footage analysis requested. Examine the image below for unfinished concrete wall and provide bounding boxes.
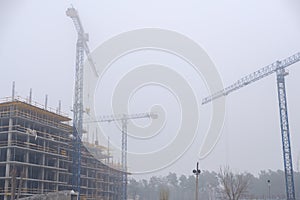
[19,190,77,200]
[0,99,122,200]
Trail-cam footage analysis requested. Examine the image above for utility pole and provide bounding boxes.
[267,179,271,199]
[193,162,201,200]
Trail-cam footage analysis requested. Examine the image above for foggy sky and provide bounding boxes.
[0,0,300,178]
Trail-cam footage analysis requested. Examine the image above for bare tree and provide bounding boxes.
[159,186,169,200]
[218,166,251,200]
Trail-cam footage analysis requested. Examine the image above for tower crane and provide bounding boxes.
[202,52,300,200]
[66,7,98,199]
[87,112,157,200]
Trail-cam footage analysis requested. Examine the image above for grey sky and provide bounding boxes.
[0,0,300,178]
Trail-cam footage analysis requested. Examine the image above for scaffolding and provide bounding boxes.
[0,97,122,200]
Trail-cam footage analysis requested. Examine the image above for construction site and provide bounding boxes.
[0,95,123,200]
[0,2,299,200]
[0,6,130,200]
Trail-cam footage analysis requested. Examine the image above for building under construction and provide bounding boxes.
[0,96,122,200]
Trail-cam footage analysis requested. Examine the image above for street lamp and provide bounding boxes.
[192,162,201,200]
[267,179,271,199]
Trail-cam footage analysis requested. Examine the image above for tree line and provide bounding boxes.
[128,169,300,200]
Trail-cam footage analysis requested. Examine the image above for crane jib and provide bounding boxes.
[201,52,300,200]
[202,52,300,104]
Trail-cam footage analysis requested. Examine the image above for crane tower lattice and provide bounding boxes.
[202,52,300,200]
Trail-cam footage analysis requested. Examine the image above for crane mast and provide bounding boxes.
[66,6,157,200]
[66,7,98,199]
[202,52,300,200]
[90,113,157,200]
[276,68,295,199]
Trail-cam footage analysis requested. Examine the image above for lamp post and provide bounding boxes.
[267,179,271,199]
[192,162,201,200]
